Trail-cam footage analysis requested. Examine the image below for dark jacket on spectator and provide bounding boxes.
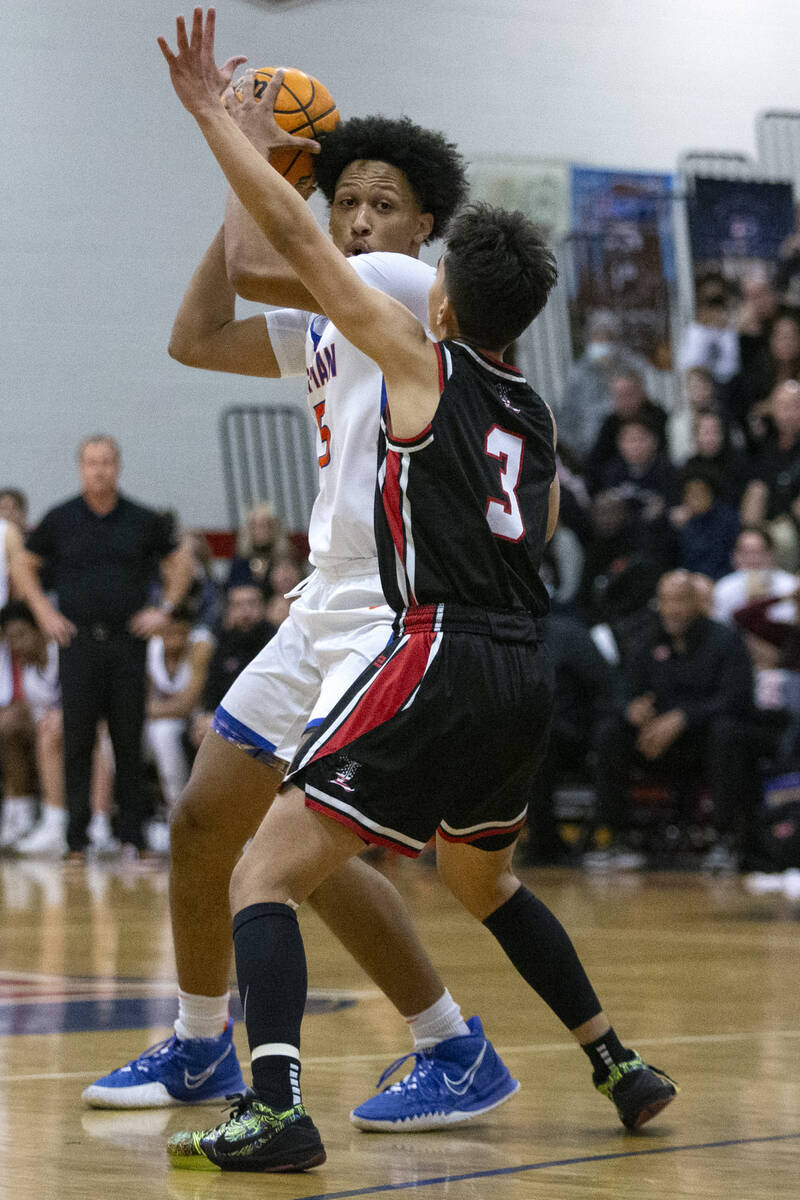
[202,622,276,712]
[623,615,754,726]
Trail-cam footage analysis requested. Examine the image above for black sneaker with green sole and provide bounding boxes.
[167,1095,326,1172]
[595,1053,679,1130]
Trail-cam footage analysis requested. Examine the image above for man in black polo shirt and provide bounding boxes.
[590,569,756,870]
[25,435,193,857]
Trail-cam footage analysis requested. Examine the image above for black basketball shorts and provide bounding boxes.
[286,604,554,857]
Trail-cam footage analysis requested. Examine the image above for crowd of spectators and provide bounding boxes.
[0,448,305,863]
[531,257,800,877]
[5,256,800,881]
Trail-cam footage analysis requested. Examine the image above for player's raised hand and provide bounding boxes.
[158,7,247,115]
[226,68,321,159]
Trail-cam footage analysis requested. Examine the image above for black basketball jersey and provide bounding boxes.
[375,339,555,617]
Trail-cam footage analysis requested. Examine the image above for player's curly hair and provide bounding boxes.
[443,203,558,349]
[314,115,468,241]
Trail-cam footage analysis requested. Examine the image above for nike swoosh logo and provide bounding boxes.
[184,1044,232,1090]
[442,1043,486,1096]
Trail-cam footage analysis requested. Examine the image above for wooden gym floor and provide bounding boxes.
[1,852,798,1199]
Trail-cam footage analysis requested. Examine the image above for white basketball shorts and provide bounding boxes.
[212,560,394,768]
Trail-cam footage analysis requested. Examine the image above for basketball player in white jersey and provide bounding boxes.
[156,13,678,1172]
[0,519,67,847]
[84,41,527,1128]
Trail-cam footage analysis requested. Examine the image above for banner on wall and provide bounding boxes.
[687,177,796,285]
[468,157,571,237]
[567,166,675,369]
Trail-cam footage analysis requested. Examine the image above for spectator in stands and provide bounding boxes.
[728,309,800,447]
[190,584,276,748]
[182,529,223,631]
[680,410,751,508]
[584,369,668,493]
[740,380,800,570]
[144,604,214,846]
[0,489,28,532]
[0,601,115,857]
[226,502,293,597]
[556,309,654,462]
[522,612,615,865]
[0,512,55,848]
[589,415,678,572]
[23,434,194,859]
[679,272,740,386]
[775,215,800,308]
[587,570,755,871]
[713,526,797,627]
[737,268,779,343]
[669,366,725,463]
[670,465,739,581]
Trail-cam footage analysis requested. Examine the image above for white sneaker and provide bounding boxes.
[87,813,120,856]
[144,819,170,855]
[583,846,646,872]
[15,809,68,858]
[744,872,784,894]
[0,797,36,849]
[781,868,800,899]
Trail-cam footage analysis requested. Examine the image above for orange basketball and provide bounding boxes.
[234,67,340,191]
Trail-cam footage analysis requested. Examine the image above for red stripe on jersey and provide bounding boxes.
[381,449,409,585]
[309,633,435,764]
[437,815,527,844]
[385,424,432,447]
[305,796,420,858]
[435,341,446,391]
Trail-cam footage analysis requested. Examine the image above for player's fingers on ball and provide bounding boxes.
[264,68,285,104]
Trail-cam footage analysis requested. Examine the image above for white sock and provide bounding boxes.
[406,989,470,1050]
[175,990,230,1041]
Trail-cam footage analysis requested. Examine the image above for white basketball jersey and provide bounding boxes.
[266,252,435,571]
[0,520,12,706]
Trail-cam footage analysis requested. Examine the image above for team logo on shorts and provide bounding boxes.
[331,758,360,792]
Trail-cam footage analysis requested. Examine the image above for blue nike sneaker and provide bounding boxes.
[350,1016,519,1131]
[82,1019,246,1108]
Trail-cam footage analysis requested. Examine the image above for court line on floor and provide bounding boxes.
[6,1027,800,1084]
[291,1132,800,1200]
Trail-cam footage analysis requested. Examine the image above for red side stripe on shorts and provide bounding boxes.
[437,816,527,844]
[305,796,420,858]
[309,633,435,764]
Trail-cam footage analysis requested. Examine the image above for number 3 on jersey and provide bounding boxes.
[485,425,525,542]
[313,400,331,468]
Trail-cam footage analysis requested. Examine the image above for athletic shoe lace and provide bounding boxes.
[374,1050,439,1097]
[125,1035,179,1074]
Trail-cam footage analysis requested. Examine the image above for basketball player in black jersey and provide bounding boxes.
[159,10,678,1172]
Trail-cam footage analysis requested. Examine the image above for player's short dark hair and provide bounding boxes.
[314,115,467,240]
[442,204,558,349]
[0,600,36,630]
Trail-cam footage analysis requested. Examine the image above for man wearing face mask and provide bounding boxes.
[556,310,656,464]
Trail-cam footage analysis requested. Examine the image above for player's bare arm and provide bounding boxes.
[159,9,439,425]
[169,227,282,377]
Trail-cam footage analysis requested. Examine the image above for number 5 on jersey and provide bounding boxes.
[485,425,525,542]
[313,400,331,468]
